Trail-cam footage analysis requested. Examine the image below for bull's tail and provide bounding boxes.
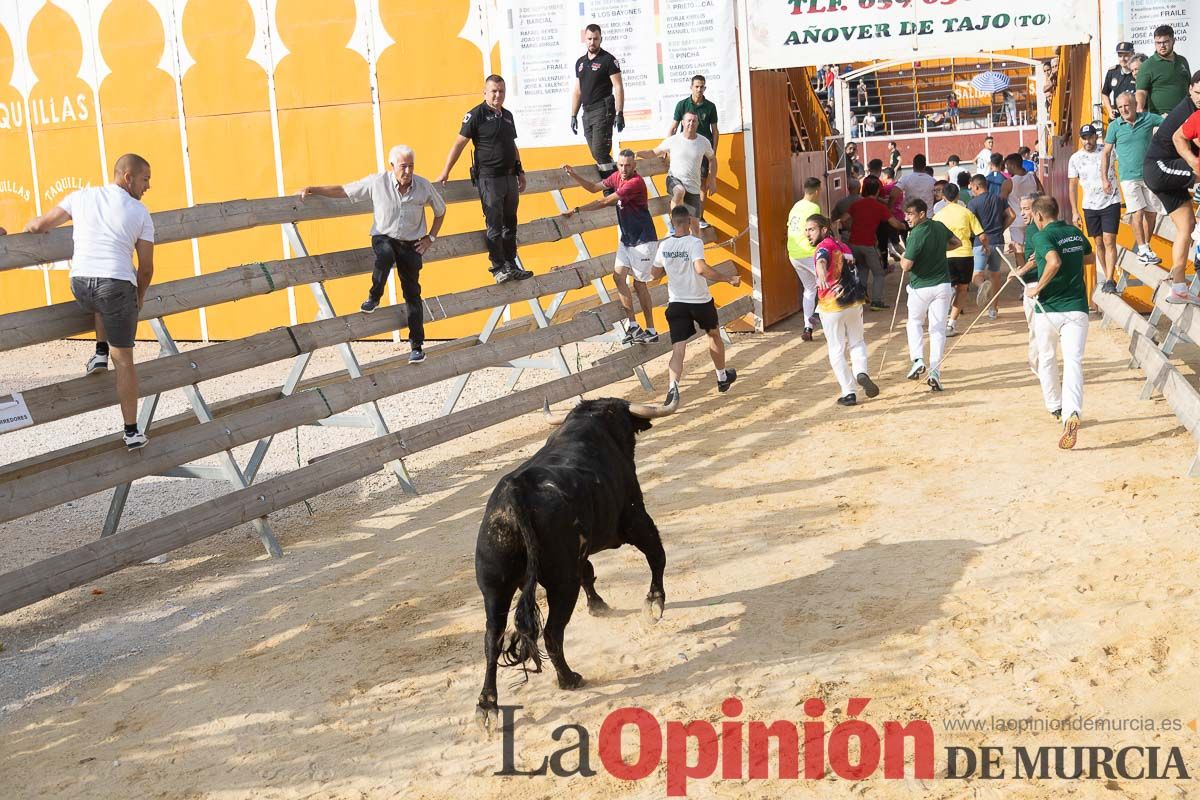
[497,475,544,679]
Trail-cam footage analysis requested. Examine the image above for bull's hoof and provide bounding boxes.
[476,702,499,733]
[586,598,612,617]
[643,593,665,622]
[557,671,585,690]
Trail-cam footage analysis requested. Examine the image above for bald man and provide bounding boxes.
[24,153,155,449]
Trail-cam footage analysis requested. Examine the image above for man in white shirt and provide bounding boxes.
[897,153,937,207]
[975,135,994,174]
[639,111,715,236]
[301,144,447,363]
[24,154,155,450]
[863,110,877,136]
[945,154,968,186]
[1067,124,1122,294]
[651,205,741,405]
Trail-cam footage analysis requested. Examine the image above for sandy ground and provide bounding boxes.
[1,275,1199,799]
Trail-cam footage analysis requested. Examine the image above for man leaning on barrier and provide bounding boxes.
[300,144,446,364]
[23,154,155,450]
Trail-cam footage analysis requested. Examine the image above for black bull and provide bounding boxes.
[474,397,676,727]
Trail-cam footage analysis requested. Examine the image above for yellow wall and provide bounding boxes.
[0,0,751,341]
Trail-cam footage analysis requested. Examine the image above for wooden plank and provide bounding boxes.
[0,297,749,616]
[1093,291,1155,340]
[1117,258,1200,345]
[0,161,667,271]
[1128,332,1200,438]
[0,257,615,481]
[0,295,657,523]
[0,198,669,353]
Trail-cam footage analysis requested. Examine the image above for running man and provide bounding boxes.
[843,175,905,310]
[900,198,961,392]
[1101,92,1164,266]
[807,214,878,406]
[787,176,824,340]
[639,111,715,236]
[1013,192,1046,376]
[1023,195,1092,449]
[933,183,986,337]
[1068,123,1122,294]
[562,150,659,344]
[967,173,1015,318]
[652,205,741,405]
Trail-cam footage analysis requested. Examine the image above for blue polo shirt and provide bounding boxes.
[1103,111,1164,182]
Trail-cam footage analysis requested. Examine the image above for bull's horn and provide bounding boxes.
[628,393,679,419]
[542,398,570,426]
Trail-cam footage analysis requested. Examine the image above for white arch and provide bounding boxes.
[833,52,1047,155]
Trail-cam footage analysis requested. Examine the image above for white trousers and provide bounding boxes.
[818,304,869,396]
[1033,311,1088,418]
[791,257,818,323]
[1022,293,1040,374]
[906,282,953,371]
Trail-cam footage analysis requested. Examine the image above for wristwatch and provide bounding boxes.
[426,234,436,243]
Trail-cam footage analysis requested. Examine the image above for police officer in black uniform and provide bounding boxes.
[570,24,625,182]
[437,74,533,284]
[1102,42,1137,120]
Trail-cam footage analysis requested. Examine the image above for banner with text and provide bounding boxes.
[747,0,1096,70]
[1122,0,1195,69]
[494,0,741,148]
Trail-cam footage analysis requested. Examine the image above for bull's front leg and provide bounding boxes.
[627,507,666,621]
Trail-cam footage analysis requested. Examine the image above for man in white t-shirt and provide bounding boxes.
[638,111,715,236]
[24,154,155,449]
[1067,123,1122,294]
[651,205,741,405]
[897,153,937,207]
[975,135,994,174]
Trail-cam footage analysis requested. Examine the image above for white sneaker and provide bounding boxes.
[946,321,960,337]
[987,306,998,320]
[85,353,109,375]
[906,358,927,380]
[1165,288,1200,306]
[123,430,149,450]
[698,220,711,230]
[1138,248,1162,264]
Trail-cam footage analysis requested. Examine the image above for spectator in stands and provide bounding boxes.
[23,154,155,450]
[924,110,950,130]
[888,141,901,174]
[1137,25,1192,115]
[303,144,446,364]
[843,175,905,310]
[1101,92,1165,266]
[934,182,985,337]
[857,79,868,108]
[1102,42,1137,120]
[897,153,936,208]
[947,90,959,130]
[946,154,967,186]
[975,135,994,175]
[863,110,877,137]
[1068,124,1122,295]
[1002,90,1018,126]
[848,110,859,139]
[967,173,1015,319]
[1043,60,1058,112]
[1142,71,1200,305]
[986,153,1008,196]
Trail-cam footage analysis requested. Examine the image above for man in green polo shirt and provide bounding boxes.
[670,75,719,227]
[1136,24,1192,115]
[1101,92,1164,264]
[900,198,962,392]
[787,176,824,340]
[1025,195,1092,450]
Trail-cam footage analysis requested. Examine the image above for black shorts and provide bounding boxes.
[1143,157,1195,215]
[666,299,719,343]
[947,256,974,286]
[1083,202,1121,236]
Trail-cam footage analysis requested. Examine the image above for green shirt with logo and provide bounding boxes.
[1019,225,1045,284]
[1032,220,1092,313]
[673,96,719,144]
[1103,111,1164,181]
[903,218,953,289]
[1135,53,1192,115]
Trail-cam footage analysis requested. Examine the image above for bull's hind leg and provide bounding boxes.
[543,582,584,689]
[580,559,611,616]
[627,508,666,621]
[477,581,518,731]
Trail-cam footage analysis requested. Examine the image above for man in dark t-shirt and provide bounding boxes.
[1102,42,1137,120]
[1142,74,1200,305]
[437,74,532,284]
[570,24,624,181]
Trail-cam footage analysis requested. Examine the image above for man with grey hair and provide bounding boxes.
[301,144,446,364]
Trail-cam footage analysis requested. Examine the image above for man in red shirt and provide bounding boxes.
[841,175,905,309]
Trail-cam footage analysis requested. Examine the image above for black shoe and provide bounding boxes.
[856,372,879,398]
[409,349,425,364]
[1051,408,1062,420]
[360,298,379,313]
[837,393,857,406]
[506,262,534,280]
[717,368,737,393]
[492,267,514,284]
[664,385,680,406]
[1101,279,1118,294]
[621,324,643,345]
[801,327,814,341]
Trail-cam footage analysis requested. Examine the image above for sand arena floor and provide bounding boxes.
[1,276,1199,799]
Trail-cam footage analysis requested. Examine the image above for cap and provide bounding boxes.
[1116,41,1134,54]
[1079,123,1100,137]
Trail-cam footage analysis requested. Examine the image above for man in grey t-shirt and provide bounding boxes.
[301,144,446,363]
